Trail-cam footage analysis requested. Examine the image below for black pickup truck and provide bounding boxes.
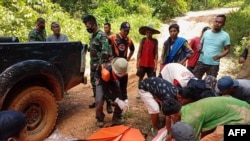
[0,37,87,141]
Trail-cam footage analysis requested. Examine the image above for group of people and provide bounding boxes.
[136,14,250,141]
[82,13,250,141]
[82,15,134,127]
[2,13,250,141]
[28,17,69,42]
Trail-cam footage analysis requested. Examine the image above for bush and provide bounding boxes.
[0,0,88,42]
[190,0,244,11]
[152,0,189,22]
[92,1,126,25]
[224,3,250,56]
[234,37,250,57]
[93,14,161,43]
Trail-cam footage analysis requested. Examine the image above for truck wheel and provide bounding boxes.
[8,86,58,141]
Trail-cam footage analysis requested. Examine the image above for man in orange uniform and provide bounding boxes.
[109,22,135,102]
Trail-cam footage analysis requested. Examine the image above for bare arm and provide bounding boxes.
[127,51,134,62]
[179,41,193,65]
[160,44,166,70]
[136,40,143,70]
[165,116,172,141]
[213,45,230,60]
[127,40,135,61]
[239,46,248,64]
[154,40,159,71]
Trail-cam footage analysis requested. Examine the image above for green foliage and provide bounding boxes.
[52,0,98,18]
[0,0,88,42]
[113,0,139,14]
[52,0,191,22]
[0,1,38,42]
[26,0,49,13]
[137,3,154,16]
[92,1,126,24]
[152,0,189,22]
[224,2,250,56]
[190,0,244,11]
[233,37,250,57]
[222,1,244,8]
[1,0,249,55]
[190,0,204,11]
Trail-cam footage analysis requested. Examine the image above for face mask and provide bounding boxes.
[40,26,45,30]
[87,26,94,33]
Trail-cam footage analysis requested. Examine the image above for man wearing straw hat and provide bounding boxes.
[136,25,160,85]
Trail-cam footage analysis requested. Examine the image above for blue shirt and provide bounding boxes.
[199,29,230,65]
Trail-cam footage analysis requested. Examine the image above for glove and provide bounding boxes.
[124,99,129,105]
[115,98,129,112]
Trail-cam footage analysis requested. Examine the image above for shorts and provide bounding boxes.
[138,89,160,114]
[136,66,156,80]
[193,61,219,79]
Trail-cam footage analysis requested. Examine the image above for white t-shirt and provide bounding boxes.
[160,63,195,87]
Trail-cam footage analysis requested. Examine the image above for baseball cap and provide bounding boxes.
[171,121,195,141]
[217,76,239,90]
[0,110,27,140]
[120,22,130,30]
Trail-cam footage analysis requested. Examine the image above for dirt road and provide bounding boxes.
[46,7,239,141]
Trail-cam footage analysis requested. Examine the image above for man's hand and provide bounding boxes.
[213,55,221,60]
[115,98,129,112]
[239,57,245,64]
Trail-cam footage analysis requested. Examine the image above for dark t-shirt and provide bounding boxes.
[138,77,178,100]
[233,79,250,103]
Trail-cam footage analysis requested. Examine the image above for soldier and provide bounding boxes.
[82,15,112,127]
[28,17,46,42]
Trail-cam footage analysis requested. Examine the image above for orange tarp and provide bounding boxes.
[85,125,145,141]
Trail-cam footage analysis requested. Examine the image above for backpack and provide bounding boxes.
[101,62,112,82]
[101,62,119,82]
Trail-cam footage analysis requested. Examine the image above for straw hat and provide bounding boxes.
[139,24,160,35]
[111,57,129,74]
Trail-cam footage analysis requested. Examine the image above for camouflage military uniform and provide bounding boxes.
[28,29,46,41]
[89,29,111,123]
[89,29,111,89]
